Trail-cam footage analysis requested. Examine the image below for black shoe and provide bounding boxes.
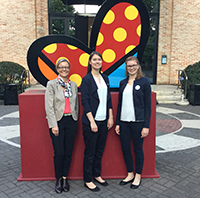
[119,178,134,185]
[84,183,100,192]
[63,178,70,192]
[130,181,141,189]
[93,178,108,186]
[55,178,63,193]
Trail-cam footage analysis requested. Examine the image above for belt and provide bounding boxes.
[63,113,71,116]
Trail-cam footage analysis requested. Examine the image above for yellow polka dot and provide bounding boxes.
[67,45,77,50]
[102,49,116,63]
[97,32,104,46]
[125,45,136,54]
[124,5,138,20]
[44,44,57,54]
[113,28,127,42]
[79,53,89,67]
[56,57,70,65]
[137,24,141,37]
[103,10,115,24]
[69,74,82,87]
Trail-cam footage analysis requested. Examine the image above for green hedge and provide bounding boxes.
[181,61,200,98]
[0,61,25,84]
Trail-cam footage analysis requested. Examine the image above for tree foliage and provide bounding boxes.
[181,61,200,98]
[49,0,75,13]
[0,61,25,84]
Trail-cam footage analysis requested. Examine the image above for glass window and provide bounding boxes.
[48,0,75,36]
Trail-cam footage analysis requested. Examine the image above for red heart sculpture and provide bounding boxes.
[27,0,149,87]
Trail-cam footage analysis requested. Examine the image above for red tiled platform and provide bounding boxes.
[156,119,182,133]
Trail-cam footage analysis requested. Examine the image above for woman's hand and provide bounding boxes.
[107,108,114,130]
[141,127,149,138]
[115,125,120,135]
[107,117,113,130]
[86,112,98,132]
[52,126,59,136]
[90,121,98,132]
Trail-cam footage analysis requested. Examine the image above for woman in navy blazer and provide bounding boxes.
[115,56,151,189]
[81,51,113,192]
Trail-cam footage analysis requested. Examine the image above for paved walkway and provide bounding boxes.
[0,102,200,198]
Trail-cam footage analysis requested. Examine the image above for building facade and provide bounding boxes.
[1,0,200,84]
[0,0,48,84]
[158,0,200,84]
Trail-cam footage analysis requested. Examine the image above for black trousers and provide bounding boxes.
[49,115,77,180]
[82,120,108,182]
[120,121,144,174]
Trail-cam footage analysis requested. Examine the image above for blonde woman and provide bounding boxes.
[115,56,151,189]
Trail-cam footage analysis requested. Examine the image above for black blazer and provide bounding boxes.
[80,72,112,125]
[116,77,151,128]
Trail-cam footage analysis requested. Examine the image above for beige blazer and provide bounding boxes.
[45,78,79,128]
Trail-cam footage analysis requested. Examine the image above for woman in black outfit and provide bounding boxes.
[80,51,113,192]
[115,56,151,189]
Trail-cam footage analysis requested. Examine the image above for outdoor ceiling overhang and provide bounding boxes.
[61,0,105,5]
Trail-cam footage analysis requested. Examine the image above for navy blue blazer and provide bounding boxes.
[116,77,151,128]
[80,72,113,125]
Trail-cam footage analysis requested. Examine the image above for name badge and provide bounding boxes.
[135,85,140,90]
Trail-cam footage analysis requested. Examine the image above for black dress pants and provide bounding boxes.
[82,120,108,182]
[49,115,77,180]
[120,121,144,174]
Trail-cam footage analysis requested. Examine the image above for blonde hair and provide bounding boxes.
[125,56,144,79]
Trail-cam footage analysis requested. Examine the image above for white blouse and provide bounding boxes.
[120,84,136,122]
[93,76,107,121]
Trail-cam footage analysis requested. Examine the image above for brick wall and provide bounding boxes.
[157,0,200,84]
[0,0,48,84]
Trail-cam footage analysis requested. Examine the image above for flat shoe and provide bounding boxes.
[119,178,134,185]
[55,178,63,193]
[84,183,100,192]
[93,178,108,186]
[130,181,141,189]
[63,178,69,192]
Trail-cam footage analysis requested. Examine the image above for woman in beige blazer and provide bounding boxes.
[45,59,78,194]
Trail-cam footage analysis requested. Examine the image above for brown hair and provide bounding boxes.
[125,56,144,79]
[87,51,102,74]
